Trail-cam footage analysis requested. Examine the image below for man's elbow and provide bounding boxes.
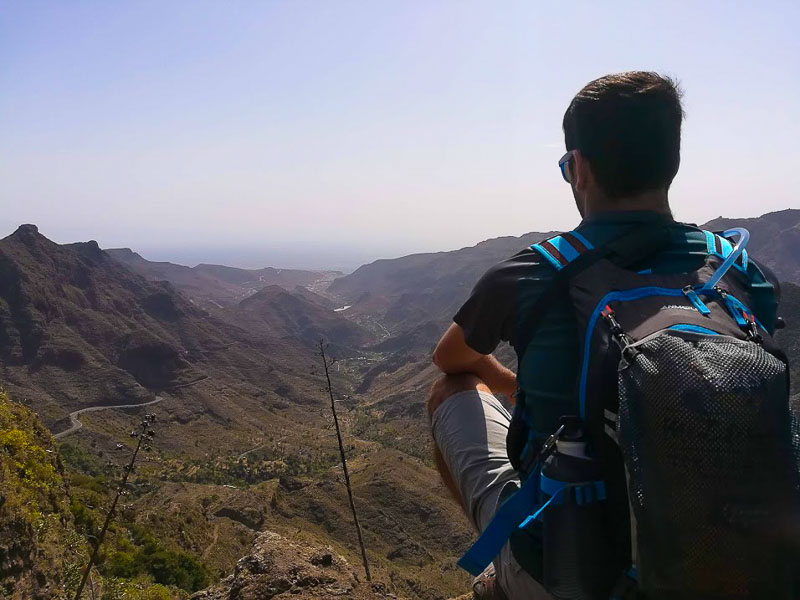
[432,343,457,373]
[432,345,445,371]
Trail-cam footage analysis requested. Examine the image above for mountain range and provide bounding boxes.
[331,209,800,338]
[106,247,339,310]
[0,209,798,599]
[0,224,472,600]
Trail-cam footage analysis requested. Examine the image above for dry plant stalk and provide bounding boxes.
[73,413,157,600]
[318,340,371,582]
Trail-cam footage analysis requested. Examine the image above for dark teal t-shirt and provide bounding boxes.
[454,211,780,439]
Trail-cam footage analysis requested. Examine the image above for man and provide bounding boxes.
[427,72,779,599]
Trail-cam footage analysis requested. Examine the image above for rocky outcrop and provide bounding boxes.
[191,530,399,600]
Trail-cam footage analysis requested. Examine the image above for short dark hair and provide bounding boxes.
[563,71,684,199]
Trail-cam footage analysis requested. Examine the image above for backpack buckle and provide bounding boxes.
[741,310,762,343]
[538,423,565,461]
[519,422,565,475]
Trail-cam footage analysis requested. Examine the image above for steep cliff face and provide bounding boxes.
[0,390,86,599]
[0,224,202,421]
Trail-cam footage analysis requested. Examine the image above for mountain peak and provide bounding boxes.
[9,224,42,245]
[106,247,137,257]
[4,224,58,253]
[15,223,38,235]
[70,239,104,260]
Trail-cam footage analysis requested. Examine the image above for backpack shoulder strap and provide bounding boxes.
[530,231,595,270]
[702,229,749,272]
[514,224,672,357]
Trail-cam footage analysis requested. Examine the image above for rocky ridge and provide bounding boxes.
[192,530,398,600]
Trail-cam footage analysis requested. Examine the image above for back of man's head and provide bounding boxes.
[563,72,684,199]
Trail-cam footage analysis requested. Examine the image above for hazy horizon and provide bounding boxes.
[2,2,798,270]
[4,204,793,273]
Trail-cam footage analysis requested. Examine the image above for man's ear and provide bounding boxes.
[571,149,593,193]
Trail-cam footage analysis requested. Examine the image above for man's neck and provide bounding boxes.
[583,190,672,219]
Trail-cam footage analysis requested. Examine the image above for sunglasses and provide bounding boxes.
[559,150,575,183]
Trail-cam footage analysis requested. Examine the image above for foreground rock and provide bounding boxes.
[191,530,402,599]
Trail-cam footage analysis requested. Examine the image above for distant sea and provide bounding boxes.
[128,244,413,273]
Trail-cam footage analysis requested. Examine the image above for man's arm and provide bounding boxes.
[432,322,517,402]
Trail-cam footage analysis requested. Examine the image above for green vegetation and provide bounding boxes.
[0,397,60,527]
[0,389,89,598]
[64,420,211,598]
[102,525,210,592]
[0,390,208,599]
[69,495,98,537]
[60,441,109,475]
[162,446,341,487]
[98,578,186,600]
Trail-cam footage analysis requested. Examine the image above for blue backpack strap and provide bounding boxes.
[457,469,542,576]
[702,229,748,273]
[531,230,594,271]
[458,470,607,576]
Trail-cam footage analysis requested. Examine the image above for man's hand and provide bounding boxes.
[432,323,517,402]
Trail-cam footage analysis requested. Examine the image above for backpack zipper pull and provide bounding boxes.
[714,286,741,321]
[715,286,762,342]
[601,305,639,359]
[683,285,711,315]
[715,286,751,328]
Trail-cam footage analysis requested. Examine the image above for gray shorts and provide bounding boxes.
[431,389,552,600]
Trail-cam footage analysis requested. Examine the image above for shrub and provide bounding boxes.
[69,496,97,534]
[101,524,210,592]
[100,578,184,600]
[106,550,137,578]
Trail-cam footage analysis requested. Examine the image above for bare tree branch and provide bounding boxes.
[318,339,371,582]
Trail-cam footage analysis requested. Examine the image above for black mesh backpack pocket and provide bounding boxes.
[617,330,799,599]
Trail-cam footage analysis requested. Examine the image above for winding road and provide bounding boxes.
[53,396,164,440]
[237,441,270,461]
[52,375,209,440]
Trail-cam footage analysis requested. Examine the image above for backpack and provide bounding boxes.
[458,224,800,599]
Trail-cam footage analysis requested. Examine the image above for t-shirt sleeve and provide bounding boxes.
[453,248,552,354]
[453,262,515,354]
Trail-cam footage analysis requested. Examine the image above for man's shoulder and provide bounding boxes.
[479,241,560,289]
[462,242,561,316]
[455,240,566,352]
[487,228,602,279]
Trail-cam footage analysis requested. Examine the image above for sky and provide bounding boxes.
[1,1,798,270]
